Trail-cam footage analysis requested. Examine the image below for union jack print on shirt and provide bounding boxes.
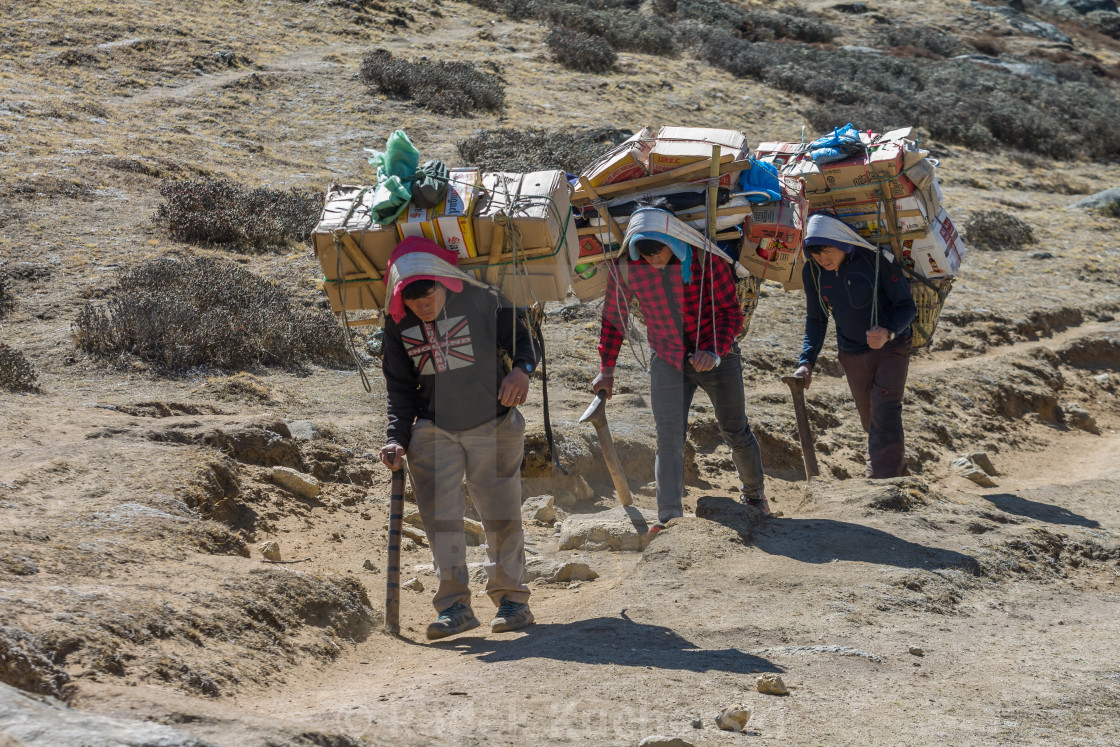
[400,315,475,375]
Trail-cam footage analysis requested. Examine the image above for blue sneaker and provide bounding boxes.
[490,598,534,633]
[426,602,480,640]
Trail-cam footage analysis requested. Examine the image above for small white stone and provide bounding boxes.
[715,704,752,731]
[259,541,281,561]
[402,577,424,592]
[271,466,320,498]
[757,672,790,695]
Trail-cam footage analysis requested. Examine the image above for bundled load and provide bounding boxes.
[312,130,580,321]
[569,127,760,304]
[755,125,964,347]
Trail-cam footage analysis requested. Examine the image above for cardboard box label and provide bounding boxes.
[901,208,967,279]
[396,205,436,242]
[435,168,481,259]
[582,128,652,187]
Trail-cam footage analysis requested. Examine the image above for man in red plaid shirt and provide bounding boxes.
[592,212,768,536]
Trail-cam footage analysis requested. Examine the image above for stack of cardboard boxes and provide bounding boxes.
[312,167,579,315]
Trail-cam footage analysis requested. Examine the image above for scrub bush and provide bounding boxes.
[964,211,1037,251]
[547,28,617,72]
[457,126,632,173]
[74,257,351,372]
[0,344,38,392]
[157,180,322,251]
[358,49,505,116]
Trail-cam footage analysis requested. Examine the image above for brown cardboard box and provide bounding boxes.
[789,141,916,209]
[472,170,579,304]
[580,127,653,187]
[649,126,749,188]
[570,235,617,302]
[312,185,399,312]
[739,238,803,286]
[747,176,807,252]
[901,207,967,279]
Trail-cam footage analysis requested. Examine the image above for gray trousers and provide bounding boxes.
[838,335,913,478]
[650,346,766,523]
[407,410,530,613]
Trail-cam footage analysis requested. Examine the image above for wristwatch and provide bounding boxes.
[887,330,896,342]
[516,361,535,375]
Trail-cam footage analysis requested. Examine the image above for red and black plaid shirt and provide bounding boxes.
[598,251,742,371]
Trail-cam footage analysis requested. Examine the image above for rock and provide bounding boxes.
[0,682,215,746]
[757,672,790,695]
[690,717,703,728]
[402,577,424,592]
[558,505,659,551]
[271,466,321,499]
[950,456,973,471]
[968,452,998,476]
[362,558,379,572]
[401,526,427,544]
[1064,403,1100,434]
[962,468,998,488]
[1070,187,1120,215]
[522,494,556,523]
[638,736,696,747]
[523,557,598,584]
[909,646,924,656]
[715,704,752,731]
[524,473,596,511]
[259,541,281,561]
[284,419,322,441]
[401,537,419,552]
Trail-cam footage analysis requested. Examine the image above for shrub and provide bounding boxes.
[874,24,970,57]
[536,3,676,55]
[547,28,617,72]
[659,1,836,43]
[1087,10,1120,39]
[0,344,39,392]
[964,211,1037,251]
[358,48,505,116]
[74,257,351,372]
[457,126,633,173]
[689,30,1120,158]
[156,180,322,251]
[0,275,12,319]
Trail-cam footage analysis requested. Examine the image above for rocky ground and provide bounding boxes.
[2,1,1120,745]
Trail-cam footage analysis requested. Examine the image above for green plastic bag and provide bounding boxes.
[364,130,421,225]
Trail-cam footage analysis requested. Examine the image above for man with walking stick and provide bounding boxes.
[378,237,539,640]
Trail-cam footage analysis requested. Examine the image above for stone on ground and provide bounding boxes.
[715,704,752,731]
[968,452,998,476]
[402,577,424,592]
[1064,402,1100,434]
[522,494,556,523]
[558,505,658,551]
[757,672,790,695]
[638,736,696,747]
[270,466,320,499]
[259,541,281,561]
[523,557,598,583]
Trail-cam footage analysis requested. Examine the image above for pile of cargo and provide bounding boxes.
[755,125,965,346]
[313,162,580,320]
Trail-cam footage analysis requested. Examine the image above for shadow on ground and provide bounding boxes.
[751,518,980,572]
[983,493,1101,528]
[438,611,782,674]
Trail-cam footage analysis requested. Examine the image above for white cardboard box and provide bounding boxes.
[901,207,967,279]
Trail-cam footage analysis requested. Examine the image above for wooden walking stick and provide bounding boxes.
[385,449,405,635]
[781,375,820,481]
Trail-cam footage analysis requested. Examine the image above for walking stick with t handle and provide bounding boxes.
[385,448,405,635]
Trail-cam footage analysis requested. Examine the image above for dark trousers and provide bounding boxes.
[649,345,765,523]
[837,336,912,479]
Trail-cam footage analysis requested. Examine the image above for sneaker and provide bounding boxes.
[741,494,772,517]
[490,598,535,633]
[426,602,480,640]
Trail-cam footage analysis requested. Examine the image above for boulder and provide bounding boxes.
[523,557,598,583]
[522,495,556,523]
[558,505,658,551]
[757,672,790,695]
[259,541,281,561]
[715,704,752,731]
[1064,403,1100,434]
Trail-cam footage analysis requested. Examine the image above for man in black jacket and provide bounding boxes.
[793,214,917,478]
[379,237,540,640]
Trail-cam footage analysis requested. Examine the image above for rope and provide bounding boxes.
[332,232,373,394]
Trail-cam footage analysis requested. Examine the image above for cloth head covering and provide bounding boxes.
[802,213,877,256]
[385,236,486,322]
[623,207,751,284]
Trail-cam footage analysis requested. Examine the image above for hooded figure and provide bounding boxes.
[793,213,917,479]
[378,236,540,640]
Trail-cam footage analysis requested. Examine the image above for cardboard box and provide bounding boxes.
[900,207,967,279]
[649,126,749,188]
[781,250,809,292]
[434,168,482,260]
[473,170,579,303]
[828,194,930,240]
[396,204,436,242]
[789,141,917,209]
[747,176,807,251]
[581,128,652,187]
[570,235,615,301]
[753,140,806,169]
[738,238,804,286]
[312,184,400,312]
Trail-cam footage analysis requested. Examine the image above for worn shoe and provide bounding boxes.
[741,495,773,517]
[426,602,480,640]
[490,598,535,633]
[644,522,666,547]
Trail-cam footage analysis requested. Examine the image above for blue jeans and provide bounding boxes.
[649,346,765,523]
